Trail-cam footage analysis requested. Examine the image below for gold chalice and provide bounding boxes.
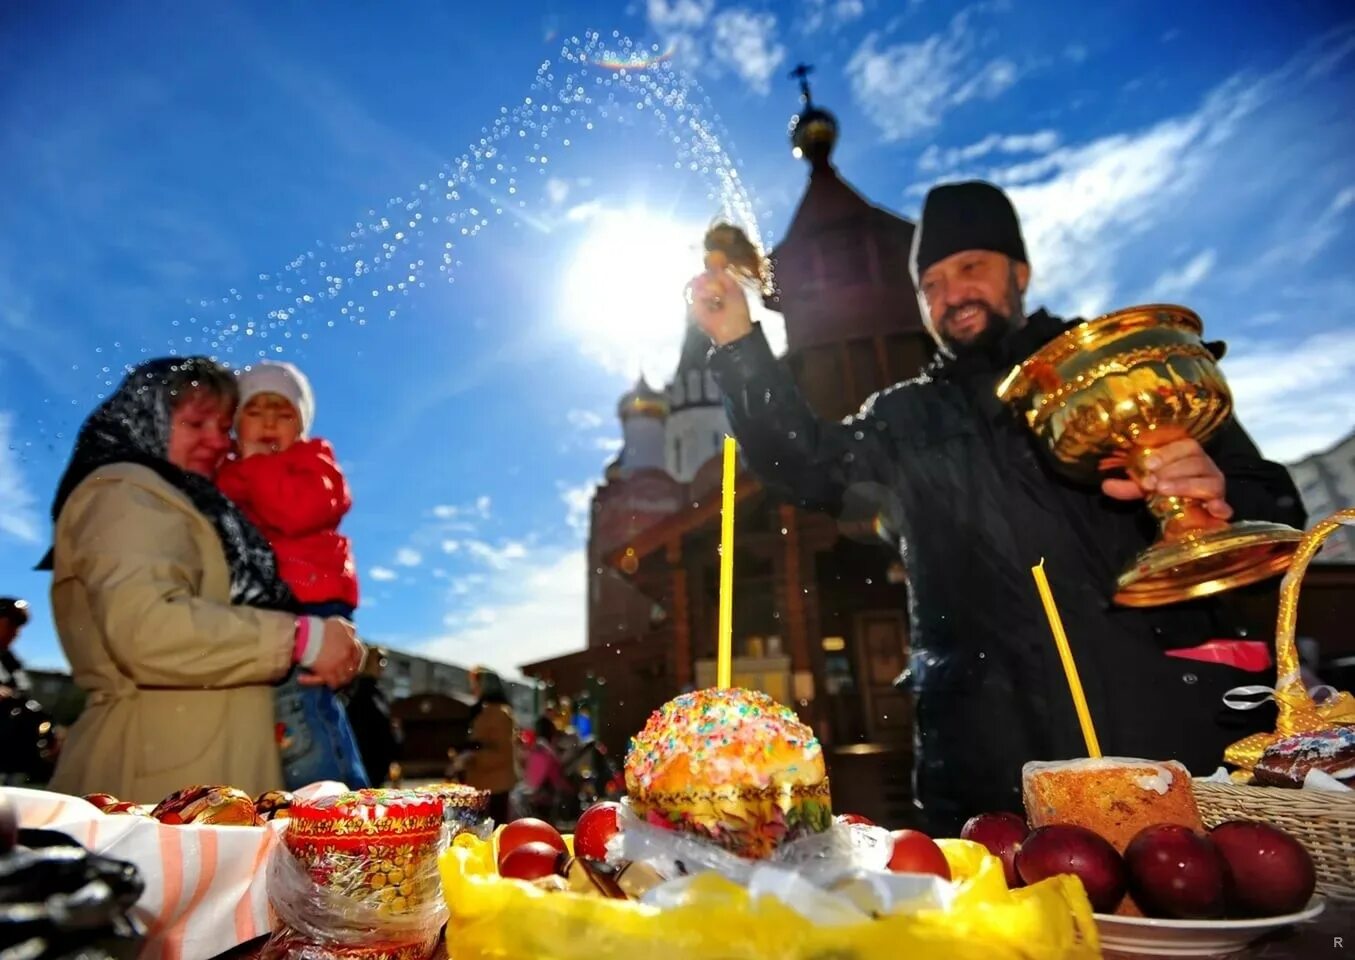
[996,304,1304,607]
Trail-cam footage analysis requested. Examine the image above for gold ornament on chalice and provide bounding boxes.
[996,304,1305,607]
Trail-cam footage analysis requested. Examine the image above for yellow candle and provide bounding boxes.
[717,435,737,689]
[1032,559,1102,758]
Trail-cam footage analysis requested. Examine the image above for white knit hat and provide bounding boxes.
[236,361,315,437]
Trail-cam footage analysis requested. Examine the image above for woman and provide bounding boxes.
[458,666,517,824]
[44,357,364,802]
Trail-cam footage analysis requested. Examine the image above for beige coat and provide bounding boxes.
[463,703,517,794]
[49,463,296,803]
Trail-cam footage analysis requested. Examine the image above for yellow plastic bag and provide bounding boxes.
[439,835,1099,960]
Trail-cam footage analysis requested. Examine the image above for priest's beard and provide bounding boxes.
[935,267,1026,360]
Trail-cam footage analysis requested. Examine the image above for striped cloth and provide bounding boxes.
[5,783,341,960]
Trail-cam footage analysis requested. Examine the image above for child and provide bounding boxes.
[217,361,369,789]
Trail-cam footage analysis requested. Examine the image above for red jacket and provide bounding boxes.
[217,439,359,608]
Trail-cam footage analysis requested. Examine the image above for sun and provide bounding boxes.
[562,208,707,378]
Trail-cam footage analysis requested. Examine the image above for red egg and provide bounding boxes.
[1210,820,1316,917]
[960,812,1028,888]
[573,802,621,861]
[497,817,567,866]
[886,829,951,880]
[836,813,876,827]
[1016,825,1127,914]
[498,841,564,881]
[0,794,16,855]
[1125,824,1227,919]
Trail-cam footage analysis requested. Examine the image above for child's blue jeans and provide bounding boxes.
[274,601,371,790]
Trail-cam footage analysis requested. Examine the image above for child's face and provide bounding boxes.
[237,392,301,457]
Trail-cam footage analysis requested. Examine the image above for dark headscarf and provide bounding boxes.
[40,357,298,614]
[467,666,510,724]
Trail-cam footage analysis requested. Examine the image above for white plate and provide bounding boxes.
[1094,897,1325,957]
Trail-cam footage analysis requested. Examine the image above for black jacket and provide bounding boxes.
[345,677,400,785]
[709,312,1306,832]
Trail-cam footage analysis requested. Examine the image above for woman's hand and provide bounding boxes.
[686,250,754,346]
[300,618,365,689]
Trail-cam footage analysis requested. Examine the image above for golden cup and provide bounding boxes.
[996,304,1304,607]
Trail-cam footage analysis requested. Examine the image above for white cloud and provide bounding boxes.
[419,549,587,679]
[567,409,604,430]
[565,200,605,223]
[431,504,458,519]
[646,1,785,95]
[370,566,398,582]
[560,481,595,534]
[474,495,492,518]
[0,413,40,544]
[1257,185,1355,268]
[917,131,1060,173]
[594,436,624,453]
[1065,43,1089,63]
[394,547,423,567]
[441,539,461,554]
[846,11,1021,141]
[800,0,866,34]
[973,76,1271,317]
[545,177,570,207]
[647,0,714,32]
[951,59,1019,106]
[1152,249,1217,299]
[464,539,528,570]
[1223,328,1355,462]
[710,10,786,95]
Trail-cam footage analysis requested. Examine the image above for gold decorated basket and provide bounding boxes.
[1194,507,1355,900]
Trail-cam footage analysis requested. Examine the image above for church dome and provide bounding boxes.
[618,376,669,420]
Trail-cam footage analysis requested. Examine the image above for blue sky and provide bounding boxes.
[1,1,1352,679]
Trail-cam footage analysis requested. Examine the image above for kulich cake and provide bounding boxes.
[411,782,491,831]
[1253,727,1355,788]
[625,687,832,859]
[272,789,446,960]
[1022,758,1204,853]
[152,785,260,825]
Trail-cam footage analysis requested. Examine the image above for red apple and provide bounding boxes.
[960,812,1028,888]
[497,818,567,866]
[1125,824,1226,919]
[1016,825,1127,913]
[573,802,621,861]
[498,841,565,881]
[1210,820,1316,917]
[886,829,951,880]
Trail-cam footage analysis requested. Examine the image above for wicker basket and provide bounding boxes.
[1194,780,1355,899]
[1193,507,1355,901]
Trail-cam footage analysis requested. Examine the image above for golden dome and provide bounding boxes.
[617,376,669,420]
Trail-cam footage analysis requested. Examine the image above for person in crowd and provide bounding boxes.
[0,597,54,786]
[513,715,572,823]
[41,357,364,802]
[454,666,517,824]
[217,360,367,789]
[0,598,31,698]
[344,646,401,787]
[687,182,1306,834]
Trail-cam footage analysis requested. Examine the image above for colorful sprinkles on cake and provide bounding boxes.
[624,687,831,859]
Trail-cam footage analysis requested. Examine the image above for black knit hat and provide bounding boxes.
[0,598,29,626]
[910,180,1028,282]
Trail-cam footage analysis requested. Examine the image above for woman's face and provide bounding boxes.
[167,392,235,477]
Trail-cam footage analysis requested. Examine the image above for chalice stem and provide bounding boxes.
[1125,445,1229,542]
